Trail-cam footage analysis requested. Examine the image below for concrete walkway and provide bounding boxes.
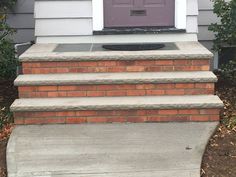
[7,123,218,177]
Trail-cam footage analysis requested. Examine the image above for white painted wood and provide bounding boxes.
[92,0,103,31]
[35,19,93,36]
[35,1,92,18]
[186,16,198,33]
[36,34,198,44]
[175,0,187,29]
[187,0,199,15]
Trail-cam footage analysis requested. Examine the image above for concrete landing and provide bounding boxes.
[7,123,218,177]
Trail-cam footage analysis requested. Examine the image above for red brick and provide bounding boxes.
[87,117,108,123]
[200,109,220,115]
[147,116,161,122]
[66,117,87,124]
[14,118,25,124]
[127,66,145,72]
[174,60,191,65]
[127,90,146,96]
[106,91,127,96]
[146,90,165,95]
[135,60,155,65]
[38,86,57,91]
[58,86,77,91]
[56,111,76,117]
[115,85,136,90]
[155,60,173,65]
[126,116,147,123]
[76,111,97,116]
[47,92,58,97]
[192,60,209,65]
[165,89,185,95]
[79,61,97,67]
[117,61,135,66]
[175,83,194,89]
[195,83,214,89]
[67,91,87,97]
[136,84,155,90]
[191,115,210,121]
[87,91,105,97]
[98,61,117,66]
[97,85,116,90]
[178,109,199,115]
[210,115,220,121]
[159,110,178,115]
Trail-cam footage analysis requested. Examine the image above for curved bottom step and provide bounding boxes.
[7,123,217,177]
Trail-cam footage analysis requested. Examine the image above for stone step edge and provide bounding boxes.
[15,71,217,86]
[11,95,223,112]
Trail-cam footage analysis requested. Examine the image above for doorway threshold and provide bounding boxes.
[93,27,186,35]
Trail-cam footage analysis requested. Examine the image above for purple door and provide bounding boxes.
[104,0,175,28]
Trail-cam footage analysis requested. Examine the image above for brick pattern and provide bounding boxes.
[14,109,220,125]
[18,83,215,98]
[22,59,210,74]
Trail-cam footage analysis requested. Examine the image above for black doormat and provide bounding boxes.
[102,43,165,51]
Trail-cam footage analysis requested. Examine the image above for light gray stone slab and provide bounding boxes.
[7,122,218,177]
[14,71,217,86]
[19,42,213,62]
[10,95,223,112]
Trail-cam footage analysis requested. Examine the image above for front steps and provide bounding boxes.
[11,42,223,125]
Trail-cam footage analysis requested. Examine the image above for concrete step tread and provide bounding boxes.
[15,71,217,86]
[11,95,223,112]
[19,42,213,62]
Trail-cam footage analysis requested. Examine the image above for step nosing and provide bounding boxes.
[14,72,218,86]
[11,96,224,112]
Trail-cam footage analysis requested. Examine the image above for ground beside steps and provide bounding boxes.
[7,123,218,177]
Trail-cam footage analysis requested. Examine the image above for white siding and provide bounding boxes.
[198,0,219,50]
[35,1,92,18]
[35,19,93,36]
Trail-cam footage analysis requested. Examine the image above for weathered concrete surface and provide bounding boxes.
[14,71,217,86]
[10,95,223,112]
[7,123,218,177]
[19,42,213,62]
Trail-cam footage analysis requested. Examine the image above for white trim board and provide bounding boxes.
[92,0,187,31]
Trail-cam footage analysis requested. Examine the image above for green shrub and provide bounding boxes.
[209,0,236,51]
[0,0,18,80]
[217,59,236,86]
[0,39,18,80]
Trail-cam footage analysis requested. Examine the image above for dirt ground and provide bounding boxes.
[0,80,235,177]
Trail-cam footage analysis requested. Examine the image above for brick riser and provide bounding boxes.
[14,109,220,125]
[22,59,210,74]
[18,83,215,98]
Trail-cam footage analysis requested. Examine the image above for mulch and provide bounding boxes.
[0,79,236,177]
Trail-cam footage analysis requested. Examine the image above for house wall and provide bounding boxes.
[7,0,35,43]
[198,0,219,50]
[7,0,218,49]
[34,0,199,43]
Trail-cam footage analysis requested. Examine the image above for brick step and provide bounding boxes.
[22,59,210,74]
[11,95,223,124]
[20,42,213,74]
[15,72,217,98]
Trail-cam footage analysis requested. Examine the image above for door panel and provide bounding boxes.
[104,0,175,28]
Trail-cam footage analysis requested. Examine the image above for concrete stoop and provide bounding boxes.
[7,123,218,177]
